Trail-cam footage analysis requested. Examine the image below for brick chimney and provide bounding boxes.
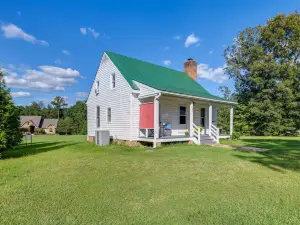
[184,58,197,80]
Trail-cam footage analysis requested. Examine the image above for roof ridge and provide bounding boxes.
[105,50,188,75]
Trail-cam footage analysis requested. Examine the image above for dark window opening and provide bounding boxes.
[179,106,186,125]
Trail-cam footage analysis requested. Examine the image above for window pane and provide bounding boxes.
[180,106,186,116]
[180,116,186,124]
[107,108,111,122]
[96,106,100,127]
[111,74,115,88]
[201,108,205,117]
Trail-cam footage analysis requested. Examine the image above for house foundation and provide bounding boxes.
[88,136,95,143]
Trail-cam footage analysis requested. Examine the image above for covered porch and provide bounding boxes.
[138,93,234,147]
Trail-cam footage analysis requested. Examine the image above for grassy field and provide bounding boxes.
[1,135,300,224]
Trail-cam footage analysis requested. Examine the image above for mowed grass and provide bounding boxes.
[1,135,300,224]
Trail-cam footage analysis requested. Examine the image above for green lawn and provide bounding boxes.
[1,135,300,224]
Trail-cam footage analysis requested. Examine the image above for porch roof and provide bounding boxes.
[105,51,236,104]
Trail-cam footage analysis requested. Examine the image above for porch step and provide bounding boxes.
[201,140,218,145]
[200,135,218,145]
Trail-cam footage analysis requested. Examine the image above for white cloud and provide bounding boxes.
[1,23,49,46]
[163,60,172,66]
[37,66,80,77]
[62,50,70,55]
[76,92,88,98]
[197,64,228,83]
[173,35,181,40]
[3,64,82,92]
[80,28,87,35]
[80,27,99,39]
[87,28,99,39]
[209,51,213,54]
[164,46,170,51]
[11,92,31,98]
[184,33,200,48]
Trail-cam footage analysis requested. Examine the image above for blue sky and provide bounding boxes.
[0,0,299,106]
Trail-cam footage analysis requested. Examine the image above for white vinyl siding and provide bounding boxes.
[87,53,133,140]
[134,81,158,97]
[130,93,140,140]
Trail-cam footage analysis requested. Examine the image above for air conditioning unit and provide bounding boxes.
[95,89,99,95]
[95,130,110,146]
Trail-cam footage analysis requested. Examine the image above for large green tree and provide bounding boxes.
[66,101,87,135]
[217,86,232,135]
[51,96,67,119]
[0,70,22,151]
[225,12,300,136]
[57,117,74,135]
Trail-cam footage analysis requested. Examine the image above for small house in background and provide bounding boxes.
[20,116,58,134]
[41,119,58,134]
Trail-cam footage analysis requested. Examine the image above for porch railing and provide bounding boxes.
[192,123,201,145]
[211,124,220,144]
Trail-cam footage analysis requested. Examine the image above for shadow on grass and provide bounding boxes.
[233,139,300,172]
[1,141,79,159]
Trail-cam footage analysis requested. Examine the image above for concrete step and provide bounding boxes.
[200,137,214,140]
[201,140,218,145]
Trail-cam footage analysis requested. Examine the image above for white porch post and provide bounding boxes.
[230,106,234,136]
[189,102,194,137]
[208,104,212,136]
[153,95,160,148]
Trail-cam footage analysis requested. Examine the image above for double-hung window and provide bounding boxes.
[111,73,116,89]
[95,80,100,95]
[200,108,205,127]
[107,107,111,123]
[179,106,186,124]
[96,106,100,128]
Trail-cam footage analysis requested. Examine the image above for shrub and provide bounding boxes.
[231,132,241,140]
[197,126,204,132]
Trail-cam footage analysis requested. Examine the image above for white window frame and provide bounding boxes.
[96,80,100,90]
[107,107,111,123]
[96,106,100,128]
[110,73,116,89]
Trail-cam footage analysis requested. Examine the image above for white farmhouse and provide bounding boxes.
[87,51,236,147]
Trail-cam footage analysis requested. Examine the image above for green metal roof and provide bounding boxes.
[105,51,234,103]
